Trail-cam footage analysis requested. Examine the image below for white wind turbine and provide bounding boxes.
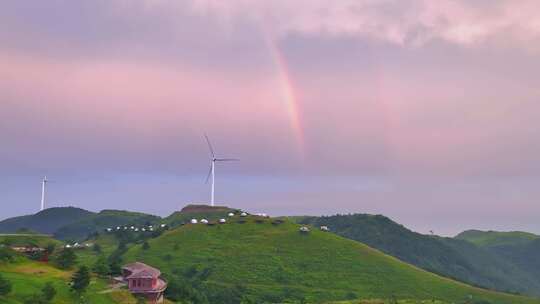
[40,176,48,211]
[204,134,239,207]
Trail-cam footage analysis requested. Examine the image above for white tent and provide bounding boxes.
[300,226,310,233]
[191,219,198,224]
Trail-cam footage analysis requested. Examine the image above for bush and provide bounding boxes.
[71,266,90,293]
[0,273,12,296]
[0,247,14,263]
[55,248,77,269]
[93,243,102,253]
[46,243,56,255]
[42,282,56,302]
[92,255,110,276]
[142,241,150,250]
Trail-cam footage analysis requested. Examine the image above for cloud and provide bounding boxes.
[185,0,540,48]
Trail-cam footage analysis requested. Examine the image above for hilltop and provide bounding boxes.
[456,230,540,247]
[122,215,539,304]
[0,207,93,235]
[163,204,238,227]
[297,214,540,296]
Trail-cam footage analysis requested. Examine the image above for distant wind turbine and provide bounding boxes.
[204,134,239,207]
[40,176,48,211]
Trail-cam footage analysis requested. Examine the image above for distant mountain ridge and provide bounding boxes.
[456,229,540,292]
[0,207,93,234]
[0,207,161,241]
[456,229,539,247]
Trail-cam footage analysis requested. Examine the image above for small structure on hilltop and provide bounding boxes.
[191,219,198,224]
[122,262,167,304]
[320,226,330,232]
[219,218,227,224]
[240,212,248,217]
[200,219,209,224]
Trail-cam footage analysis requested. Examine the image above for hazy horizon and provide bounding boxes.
[2,1,540,236]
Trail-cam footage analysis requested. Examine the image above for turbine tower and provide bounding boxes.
[204,134,239,206]
[40,176,48,211]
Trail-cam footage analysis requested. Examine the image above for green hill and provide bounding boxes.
[123,216,540,304]
[456,231,540,292]
[53,209,161,241]
[297,214,540,296]
[0,207,94,235]
[456,230,539,247]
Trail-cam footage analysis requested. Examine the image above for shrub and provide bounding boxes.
[0,273,12,296]
[71,266,90,293]
[42,282,56,301]
[55,248,77,269]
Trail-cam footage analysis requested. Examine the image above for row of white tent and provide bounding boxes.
[65,242,93,248]
[105,223,167,233]
[190,211,270,225]
[299,225,330,232]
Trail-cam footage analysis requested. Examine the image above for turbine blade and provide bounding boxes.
[215,158,240,162]
[204,133,215,158]
[205,164,213,184]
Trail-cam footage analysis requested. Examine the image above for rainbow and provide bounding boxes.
[265,36,306,157]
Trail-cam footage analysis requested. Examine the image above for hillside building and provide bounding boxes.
[122,262,167,303]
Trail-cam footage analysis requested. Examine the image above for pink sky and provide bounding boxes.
[1,0,540,235]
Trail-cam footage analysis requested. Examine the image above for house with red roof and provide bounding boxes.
[122,262,167,303]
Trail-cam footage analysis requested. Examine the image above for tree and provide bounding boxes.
[0,247,14,263]
[0,273,12,296]
[71,266,90,294]
[46,243,56,255]
[109,259,122,276]
[93,243,102,253]
[142,241,150,250]
[42,282,56,302]
[92,255,110,277]
[55,248,77,269]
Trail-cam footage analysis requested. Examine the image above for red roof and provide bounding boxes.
[123,262,161,279]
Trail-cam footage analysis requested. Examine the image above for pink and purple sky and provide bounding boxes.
[1,1,540,235]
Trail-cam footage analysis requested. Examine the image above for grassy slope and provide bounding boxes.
[123,217,540,304]
[297,214,540,296]
[54,209,161,241]
[0,258,134,304]
[456,230,540,247]
[0,234,62,247]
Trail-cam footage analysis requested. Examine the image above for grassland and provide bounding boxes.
[0,258,135,304]
[124,216,540,304]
